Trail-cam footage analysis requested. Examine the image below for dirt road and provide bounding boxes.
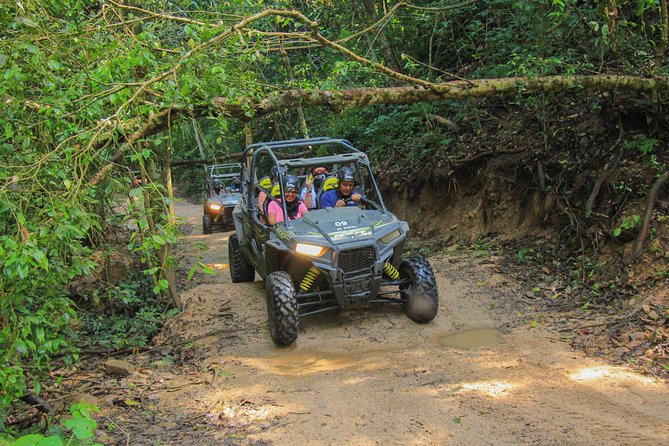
[100,198,669,445]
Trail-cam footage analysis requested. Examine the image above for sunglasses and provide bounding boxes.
[313,168,327,175]
[285,189,297,194]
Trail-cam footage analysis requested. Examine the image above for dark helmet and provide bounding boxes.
[337,166,356,184]
[312,165,328,187]
[311,165,328,176]
[231,177,240,186]
[282,174,299,192]
[269,165,288,182]
[213,178,221,186]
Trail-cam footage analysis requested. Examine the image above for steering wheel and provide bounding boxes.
[343,197,378,209]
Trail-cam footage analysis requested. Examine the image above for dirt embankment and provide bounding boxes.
[84,198,669,446]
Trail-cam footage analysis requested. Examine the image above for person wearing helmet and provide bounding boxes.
[211,178,224,196]
[229,176,241,193]
[258,165,288,218]
[267,175,308,225]
[300,165,329,210]
[320,166,364,208]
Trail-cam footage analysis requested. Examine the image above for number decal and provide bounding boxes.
[334,221,348,227]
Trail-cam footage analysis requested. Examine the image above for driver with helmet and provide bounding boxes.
[211,178,224,196]
[319,166,364,208]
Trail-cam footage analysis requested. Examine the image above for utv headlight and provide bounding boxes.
[209,203,222,211]
[295,243,327,257]
[380,229,401,244]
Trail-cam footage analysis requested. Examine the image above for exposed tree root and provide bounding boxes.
[585,125,624,218]
[631,170,669,261]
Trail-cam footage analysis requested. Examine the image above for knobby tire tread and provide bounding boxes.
[202,214,213,234]
[229,234,255,283]
[400,255,439,323]
[266,271,299,346]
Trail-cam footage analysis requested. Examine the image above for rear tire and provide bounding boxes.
[266,271,299,346]
[399,256,439,323]
[229,234,255,283]
[202,214,213,234]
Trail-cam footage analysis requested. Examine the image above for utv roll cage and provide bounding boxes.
[241,137,388,226]
[207,163,242,182]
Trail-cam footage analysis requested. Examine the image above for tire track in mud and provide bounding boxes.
[102,198,669,446]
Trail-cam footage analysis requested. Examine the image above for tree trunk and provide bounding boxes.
[212,75,669,119]
[361,0,403,74]
[162,146,175,225]
[279,38,310,138]
[653,0,668,117]
[192,118,208,176]
[145,153,181,309]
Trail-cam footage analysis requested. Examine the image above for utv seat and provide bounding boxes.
[316,176,339,209]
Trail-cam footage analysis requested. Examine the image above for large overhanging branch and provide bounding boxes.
[212,75,669,119]
[89,74,669,185]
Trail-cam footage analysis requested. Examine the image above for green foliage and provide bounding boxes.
[624,134,661,156]
[77,273,177,350]
[0,196,97,409]
[613,214,642,237]
[3,402,102,446]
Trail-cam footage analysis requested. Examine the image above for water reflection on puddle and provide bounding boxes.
[437,328,504,350]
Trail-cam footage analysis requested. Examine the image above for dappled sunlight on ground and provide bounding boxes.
[457,380,516,398]
[569,365,657,384]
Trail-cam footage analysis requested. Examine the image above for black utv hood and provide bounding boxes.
[285,207,398,245]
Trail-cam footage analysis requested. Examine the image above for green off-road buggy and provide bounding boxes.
[203,163,242,234]
[229,138,439,345]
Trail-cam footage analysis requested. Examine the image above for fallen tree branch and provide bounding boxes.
[428,114,459,131]
[88,75,669,187]
[18,392,52,414]
[631,170,669,261]
[212,75,669,120]
[450,148,526,165]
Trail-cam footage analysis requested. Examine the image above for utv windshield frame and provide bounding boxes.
[241,138,387,228]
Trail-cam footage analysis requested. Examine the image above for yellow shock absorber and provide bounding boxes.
[300,266,321,292]
[383,262,400,280]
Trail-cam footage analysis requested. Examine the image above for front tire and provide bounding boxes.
[399,256,439,323]
[202,214,213,234]
[229,234,255,283]
[266,271,299,346]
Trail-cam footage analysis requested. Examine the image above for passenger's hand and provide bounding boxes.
[335,199,345,207]
[305,178,313,191]
[351,194,362,202]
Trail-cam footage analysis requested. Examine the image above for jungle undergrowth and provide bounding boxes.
[76,271,179,351]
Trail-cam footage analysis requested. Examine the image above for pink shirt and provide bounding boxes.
[267,200,307,223]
